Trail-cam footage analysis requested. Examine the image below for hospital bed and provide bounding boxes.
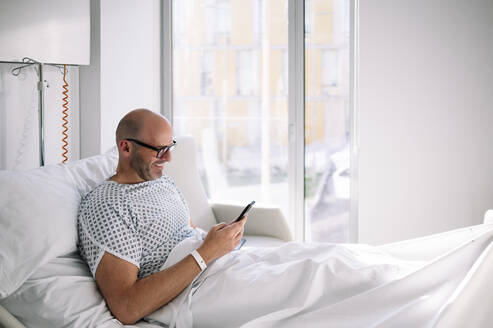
[1,136,492,327]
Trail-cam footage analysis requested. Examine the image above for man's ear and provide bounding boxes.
[119,140,131,157]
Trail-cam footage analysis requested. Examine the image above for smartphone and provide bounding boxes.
[233,200,255,223]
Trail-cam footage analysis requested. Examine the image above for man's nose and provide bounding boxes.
[163,150,172,162]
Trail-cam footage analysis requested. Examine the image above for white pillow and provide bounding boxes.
[0,254,121,328]
[0,148,118,298]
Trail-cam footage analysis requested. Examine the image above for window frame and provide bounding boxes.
[161,0,359,243]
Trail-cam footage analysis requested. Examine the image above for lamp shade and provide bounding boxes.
[0,0,90,65]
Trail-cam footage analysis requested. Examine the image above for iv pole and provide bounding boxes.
[2,57,66,166]
[37,62,46,166]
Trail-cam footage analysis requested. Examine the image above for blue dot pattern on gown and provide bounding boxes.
[77,174,197,279]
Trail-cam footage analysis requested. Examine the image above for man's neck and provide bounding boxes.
[110,165,146,184]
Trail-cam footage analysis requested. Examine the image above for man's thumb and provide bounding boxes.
[214,222,227,230]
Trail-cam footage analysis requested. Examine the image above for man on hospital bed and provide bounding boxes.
[77,109,482,328]
[77,109,246,325]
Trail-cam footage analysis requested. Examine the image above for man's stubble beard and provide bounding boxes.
[130,153,161,181]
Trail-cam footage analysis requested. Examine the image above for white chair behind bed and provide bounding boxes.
[165,136,293,246]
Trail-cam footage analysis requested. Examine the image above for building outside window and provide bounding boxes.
[237,50,258,96]
[201,51,215,96]
[322,49,339,91]
[172,0,350,242]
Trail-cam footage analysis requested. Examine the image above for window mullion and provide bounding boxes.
[349,0,359,243]
[161,0,173,123]
[288,0,305,242]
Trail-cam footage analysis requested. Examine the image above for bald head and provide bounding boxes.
[116,109,171,144]
[112,109,174,183]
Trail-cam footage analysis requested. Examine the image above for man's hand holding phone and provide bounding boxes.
[197,201,254,263]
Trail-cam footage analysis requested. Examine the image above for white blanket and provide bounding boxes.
[144,223,493,328]
[3,224,492,327]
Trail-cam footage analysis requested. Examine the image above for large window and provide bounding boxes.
[170,0,352,242]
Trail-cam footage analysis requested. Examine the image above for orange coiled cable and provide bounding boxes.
[61,64,69,163]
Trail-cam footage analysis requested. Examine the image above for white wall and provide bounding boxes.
[80,0,161,157]
[0,0,90,65]
[358,0,493,244]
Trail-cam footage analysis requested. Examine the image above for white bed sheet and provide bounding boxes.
[0,253,163,328]
[146,223,493,328]
[2,223,493,328]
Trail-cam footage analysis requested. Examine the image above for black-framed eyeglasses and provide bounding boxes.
[126,138,176,158]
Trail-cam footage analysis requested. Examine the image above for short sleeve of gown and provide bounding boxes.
[77,189,142,277]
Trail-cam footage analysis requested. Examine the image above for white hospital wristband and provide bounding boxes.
[190,250,207,271]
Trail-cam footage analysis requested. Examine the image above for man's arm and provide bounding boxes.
[95,220,246,325]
